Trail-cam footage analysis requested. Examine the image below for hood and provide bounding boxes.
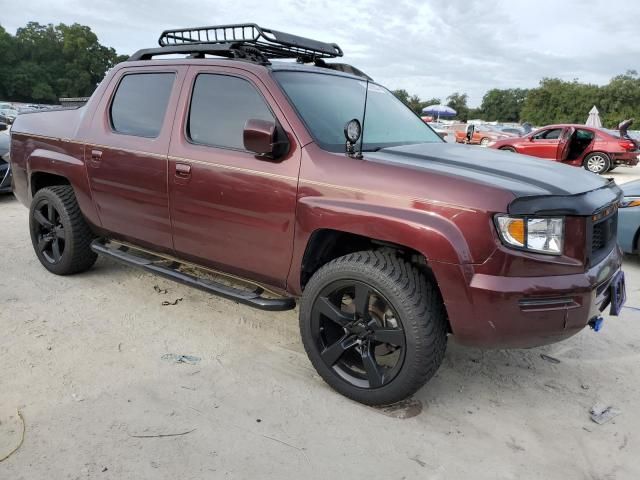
[368,143,607,197]
[367,143,621,215]
[621,179,640,196]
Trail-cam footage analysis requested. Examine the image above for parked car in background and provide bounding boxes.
[0,129,11,193]
[0,108,18,125]
[491,124,640,174]
[452,123,517,146]
[500,126,524,136]
[618,179,640,254]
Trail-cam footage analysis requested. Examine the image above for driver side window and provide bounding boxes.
[532,128,563,140]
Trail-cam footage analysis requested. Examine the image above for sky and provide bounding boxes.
[1,0,639,106]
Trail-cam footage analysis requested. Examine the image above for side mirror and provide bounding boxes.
[243,119,289,160]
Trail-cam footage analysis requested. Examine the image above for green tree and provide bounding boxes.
[446,92,469,121]
[392,89,440,115]
[0,22,126,103]
[480,88,528,122]
[520,78,601,125]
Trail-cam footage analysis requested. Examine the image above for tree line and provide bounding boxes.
[394,71,640,128]
[0,22,127,103]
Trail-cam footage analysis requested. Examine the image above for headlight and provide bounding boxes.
[495,215,564,255]
[620,197,640,208]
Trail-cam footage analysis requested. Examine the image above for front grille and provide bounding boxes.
[589,210,617,265]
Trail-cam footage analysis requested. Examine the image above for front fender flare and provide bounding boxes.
[287,196,474,293]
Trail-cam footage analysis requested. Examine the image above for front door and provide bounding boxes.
[519,127,565,159]
[168,67,301,288]
[85,67,185,250]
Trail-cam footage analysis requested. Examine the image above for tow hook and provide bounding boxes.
[588,316,604,332]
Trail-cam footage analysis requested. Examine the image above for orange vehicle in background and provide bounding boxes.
[449,123,517,146]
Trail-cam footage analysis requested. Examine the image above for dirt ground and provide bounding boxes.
[1,168,640,480]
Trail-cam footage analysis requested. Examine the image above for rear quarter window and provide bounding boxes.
[110,73,175,138]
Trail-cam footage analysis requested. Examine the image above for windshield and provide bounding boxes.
[273,71,442,152]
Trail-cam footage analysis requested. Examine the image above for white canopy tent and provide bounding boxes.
[586,106,602,128]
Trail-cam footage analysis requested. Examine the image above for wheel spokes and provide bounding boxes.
[51,238,62,261]
[34,210,53,229]
[371,327,405,347]
[37,236,52,252]
[47,203,56,223]
[317,296,353,327]
[361,341,384,388]
[321,334,358,366]
[353,283,370,319]
[54,226,66,239]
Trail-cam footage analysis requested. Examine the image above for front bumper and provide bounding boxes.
[435,245,623,348]
[0,158,11,193]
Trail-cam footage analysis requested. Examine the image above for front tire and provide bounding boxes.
[480,137,490,146]
[299,250,447,405]
[500,146,517,153]
[29,185,97,275]
[583,152,610,174]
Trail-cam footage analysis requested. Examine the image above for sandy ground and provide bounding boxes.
[1,169,640,480]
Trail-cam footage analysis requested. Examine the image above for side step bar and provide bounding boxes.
[90,240,296,311]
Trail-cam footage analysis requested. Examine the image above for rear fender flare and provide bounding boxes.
[27,147,100,228]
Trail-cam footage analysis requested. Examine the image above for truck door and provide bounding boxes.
[85,67,185,251]
[167,66,301,288]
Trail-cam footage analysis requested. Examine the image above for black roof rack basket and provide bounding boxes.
[132,23,343,63]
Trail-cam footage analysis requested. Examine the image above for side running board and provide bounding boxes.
[90,240,296,311]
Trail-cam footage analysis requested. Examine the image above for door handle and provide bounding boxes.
[175,163,191,177]
[89,149,102,166]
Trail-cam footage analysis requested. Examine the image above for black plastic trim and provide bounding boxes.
[508,180,623,216]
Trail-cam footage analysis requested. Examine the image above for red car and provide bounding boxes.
[490,124,639,174]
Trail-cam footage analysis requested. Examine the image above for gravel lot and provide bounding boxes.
[1,168,639,479]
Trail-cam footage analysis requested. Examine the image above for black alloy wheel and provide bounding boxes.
[311,280,405,389]
[300,250,448,405]
[32,198,66,264]
[29,185,97,275]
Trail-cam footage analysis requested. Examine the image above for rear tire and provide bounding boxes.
[583,152,610,174]
[480,137,490,146]
[299,250,447,405]
[29,185,97,275]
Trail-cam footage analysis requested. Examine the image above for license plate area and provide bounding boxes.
[608,271,626,316]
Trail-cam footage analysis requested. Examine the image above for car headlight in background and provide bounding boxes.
[495,215,564,255]
[620,197,640,208]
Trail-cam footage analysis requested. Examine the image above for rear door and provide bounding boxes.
[519,127,565,158]
[85,67,186,250]
[167,66,301,288]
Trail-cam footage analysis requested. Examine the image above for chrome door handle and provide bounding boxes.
[175,163,191,176]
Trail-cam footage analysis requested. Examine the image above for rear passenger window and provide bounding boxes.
[188,74,274,150]
[110,73,175,137]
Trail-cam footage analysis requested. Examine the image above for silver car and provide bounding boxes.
[618,180,640,253]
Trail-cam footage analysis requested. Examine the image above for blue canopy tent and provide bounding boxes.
[421,105,457,122]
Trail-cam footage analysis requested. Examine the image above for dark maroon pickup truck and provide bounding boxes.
[8,25,626,405]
